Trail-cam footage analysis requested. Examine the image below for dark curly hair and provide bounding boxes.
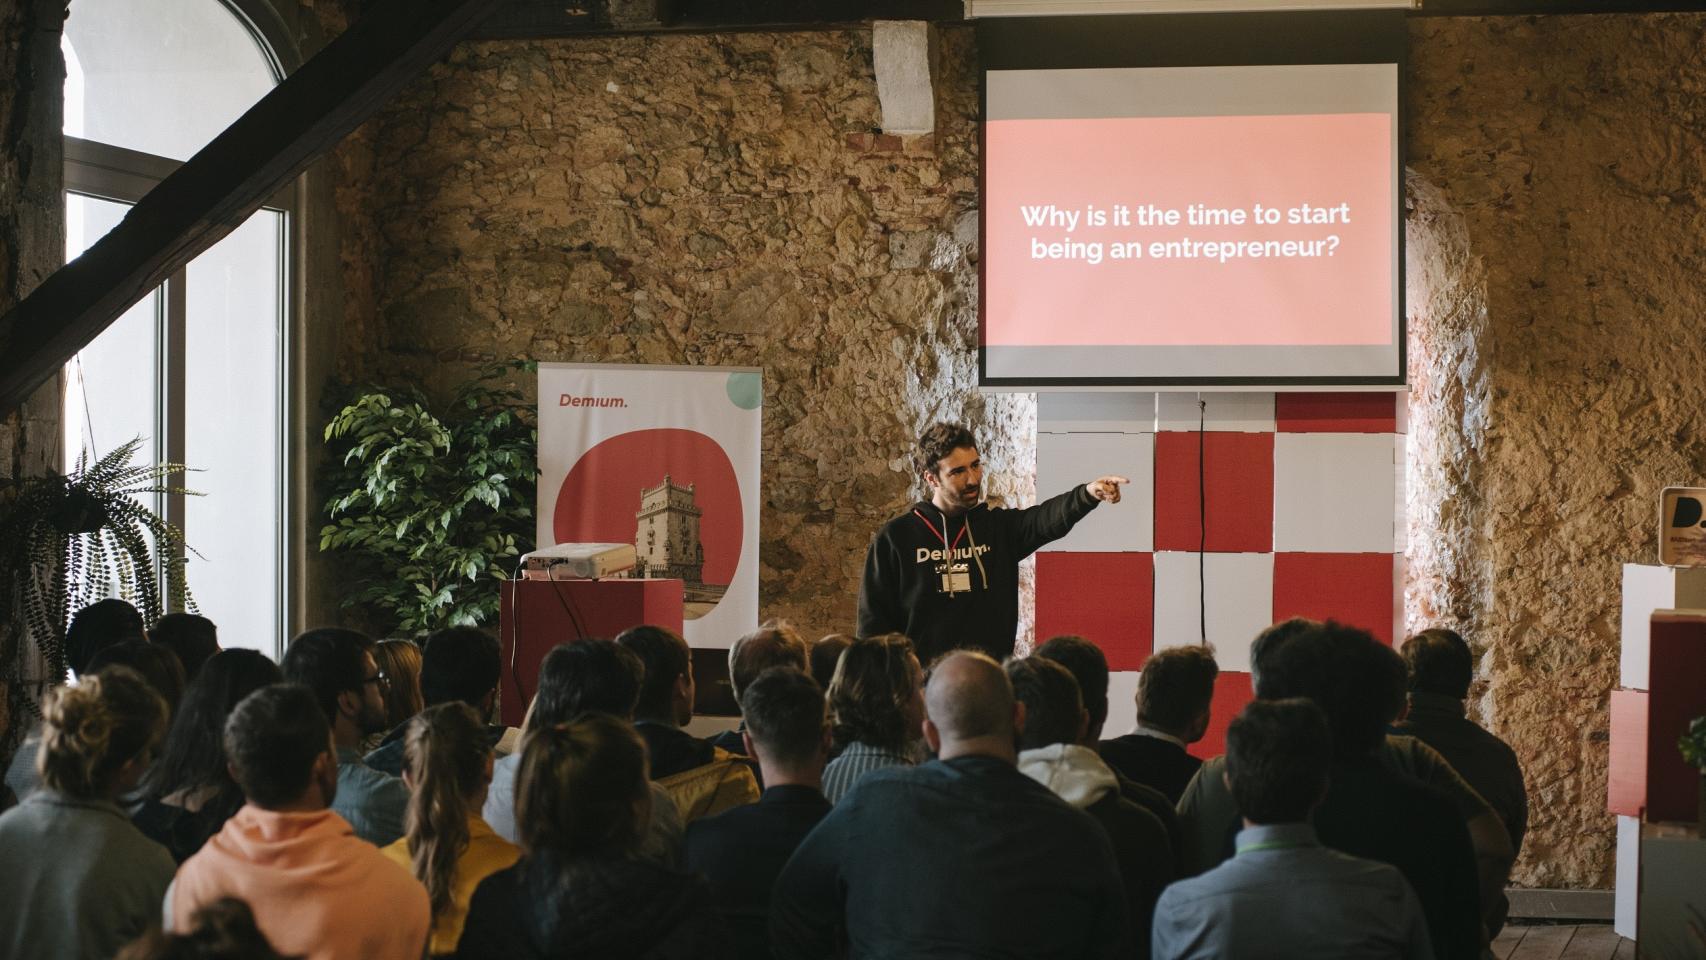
[914,422,977,479]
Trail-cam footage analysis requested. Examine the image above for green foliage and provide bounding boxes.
[1680,716,1706,771]
[0,438,196,720]
[319,362,537,636]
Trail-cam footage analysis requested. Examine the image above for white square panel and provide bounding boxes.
[1038,392,1156,434]
[1157,392,1275,433]
[1272,433,1398,553]
[1619,564,1706,691]
[1152,551,1273,672]
[1036,432,1153,553]
[1394,434,1408,554]
[1105,670,1141,739]
[1615,814,1639,939]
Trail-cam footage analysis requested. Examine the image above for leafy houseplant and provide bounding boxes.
[0,437,195,724]
[319,363,537,636]
[1680,716,1706,825]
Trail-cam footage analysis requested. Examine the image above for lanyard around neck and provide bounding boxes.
[913,509,968,554]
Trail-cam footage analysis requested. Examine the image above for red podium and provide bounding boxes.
[498,578,684,726]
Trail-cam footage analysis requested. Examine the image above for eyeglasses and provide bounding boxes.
[362,670,390,689]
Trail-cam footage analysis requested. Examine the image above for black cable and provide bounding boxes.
[1199,397,1208,645]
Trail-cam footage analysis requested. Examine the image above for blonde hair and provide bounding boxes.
[373,639,425,729]
[38,665,167,799]
[402,702,490,918]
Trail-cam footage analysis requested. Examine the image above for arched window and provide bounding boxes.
[63,0,291,656]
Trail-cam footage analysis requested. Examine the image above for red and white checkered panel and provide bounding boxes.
[1033,391,1405,754]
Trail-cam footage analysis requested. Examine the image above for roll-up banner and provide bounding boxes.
[538,362,762,648]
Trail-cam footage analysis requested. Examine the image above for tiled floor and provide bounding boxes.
[1491,923,1634,960]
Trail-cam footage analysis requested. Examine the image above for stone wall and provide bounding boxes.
[1406,14,1706,887]
[359,26,1038,644]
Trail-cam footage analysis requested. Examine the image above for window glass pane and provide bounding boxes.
[64,194,159,492]
[184,210,281,654]
[63,0,276,161]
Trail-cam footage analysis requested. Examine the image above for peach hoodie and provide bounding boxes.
[170,805,430,960]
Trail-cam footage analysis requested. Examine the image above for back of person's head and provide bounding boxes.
[728,620,808,704]
[1136,645,1219,739]
[532,640,644,728]
[741,667,827,770]
[809,634,852,691]
[1402,627,1474,700]
[1006,656,1084,751]
[1250,617,1320,698]
[1032,635,1110,736]
[924,651,1016,746]
[115,897,297,960]
[87,638,188,717]
[827,634,921,752]
[223,684,333,810]
[371,639,424,731]
[1258,621,1406,759]
[66,598,146,676]
[38,665,168,799]
[615,625,691,723]
[143,649,283,802]
[401,702,492,919]
[1226,698,1333,824]
[281,628,373,726]
[515,713,649,859]
[420,626,500,711]
[149,613,220,682]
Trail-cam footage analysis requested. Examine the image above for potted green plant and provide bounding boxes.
[319,362,537,636]
[0,437,195,727]
[1680,716,1706,827]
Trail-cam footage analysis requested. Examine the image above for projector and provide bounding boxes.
[521,543,637,580]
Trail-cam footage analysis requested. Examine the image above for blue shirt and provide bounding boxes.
[332,746,410,847]
[1152,823,1432,960]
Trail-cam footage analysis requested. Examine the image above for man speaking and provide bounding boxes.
[857,422,1127,664]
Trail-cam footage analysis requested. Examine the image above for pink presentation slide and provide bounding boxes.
[984,113,1393,348]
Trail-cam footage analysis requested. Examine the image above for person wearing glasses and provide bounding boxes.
[282,628,411,846]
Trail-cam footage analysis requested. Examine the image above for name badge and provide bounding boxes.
[940,563,971,594]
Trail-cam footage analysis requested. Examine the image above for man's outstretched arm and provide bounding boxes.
[1011,475,1129,557]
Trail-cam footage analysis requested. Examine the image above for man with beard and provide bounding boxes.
[282,628,411,846]
[857,422,1127,663]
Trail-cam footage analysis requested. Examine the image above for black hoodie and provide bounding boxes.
[855,485,1099,664]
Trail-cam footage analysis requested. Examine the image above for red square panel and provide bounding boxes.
[1035,552,1153,671]
[1608,688,1648,817]
[1189,671,1253,760]
[1153,431,1274,553]
[1646,614,1706,822]
[1275,392,1398,433]
[1272,553,1398,644]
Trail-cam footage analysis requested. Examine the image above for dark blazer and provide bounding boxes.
[1099,733,1203,805]
[684,784,831,959]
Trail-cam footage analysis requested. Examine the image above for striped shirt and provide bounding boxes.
[822,742,915,804]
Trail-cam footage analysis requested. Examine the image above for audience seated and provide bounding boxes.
[807,634,852,695]
[280,628,411,845]
[381,703,519,958]
[685,667,831,958]
[457,714,726,960]
[706,619,808,759]
[1032,634,1184,868]
[1152,699,1431,960]
[169,683,430,960]
[1099,644,1217,803]
[366,627,505,777]
[482,639,685,863]
[133,650,285,862]
[1009,656,1171,957]
[0,666,173,960]
[619,624,760,820]
[87,638,190,720]
[6,600,154,801]
[360,639,423,755]
[820,633,923,803]
[148,613,221,684]
[772,651,1131,960]
[116,897,293,960]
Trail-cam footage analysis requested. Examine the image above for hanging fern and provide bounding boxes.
[0,437,197,726]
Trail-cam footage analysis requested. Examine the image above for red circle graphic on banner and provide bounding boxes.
[553,429,742,595]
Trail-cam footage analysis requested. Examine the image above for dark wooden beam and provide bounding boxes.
[472,0,963,39]
[0,0,506,416]
[1416,0,1706,14]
